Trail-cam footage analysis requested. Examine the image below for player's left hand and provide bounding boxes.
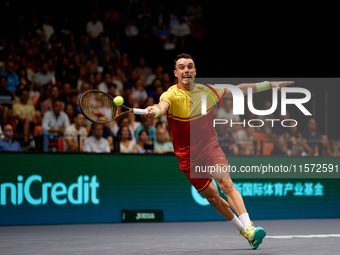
[269,81,294,91]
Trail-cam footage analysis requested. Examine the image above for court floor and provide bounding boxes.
[1,219,339,255]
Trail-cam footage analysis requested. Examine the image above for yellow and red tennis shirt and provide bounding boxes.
[160,83,226,170]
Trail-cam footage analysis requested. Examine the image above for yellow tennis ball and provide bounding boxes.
[113,96,124,106]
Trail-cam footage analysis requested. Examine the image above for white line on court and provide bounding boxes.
[266,234,340,239]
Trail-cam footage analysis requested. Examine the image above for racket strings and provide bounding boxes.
[81,92,116,123]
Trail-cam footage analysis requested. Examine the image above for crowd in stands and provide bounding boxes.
[214,98,340,157]
[0,1,338,157]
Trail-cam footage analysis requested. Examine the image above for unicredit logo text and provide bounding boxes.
[0,175,100,206]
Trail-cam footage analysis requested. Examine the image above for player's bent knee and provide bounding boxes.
[217,178,235,194]
[206,194,230,209]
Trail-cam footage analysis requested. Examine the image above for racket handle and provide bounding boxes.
[132,108,148,115]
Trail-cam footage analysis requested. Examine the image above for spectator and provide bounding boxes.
[41,99,70,152]
[156,23,171,47]
[107,83,117,98]
[16,65,33,90]
[271,111,290,139]
[189,17,204,39]
[86,12,104,52]
[112,116,130,135]
[97,72,113,93]
[87,73,97,90]
[64,112,87,152]
[13,89,38,143]
[125,20,139,38]
[301,118,320,156]
[319,134,332,157]
[257,101,275,133]
[171,16,190,50]
[88,122,114,151]
[115,53,133,78]
[0,75,14,123]
[143,96,155,109]
[284,121,304,156]
[0,123,21,151]
[134,57,153,82]
[235,125,255,155]
[1,61,19,93]
[69,92,80,114]
[41,85,64,116]
[33,61,56,94]
[124,69,139,89]
[127,112,141,135]
[132,78,148,106]
[271,135,288,156]
[64,104,74,125]
[153,85,164,104]
[104,40,121,64]
[60,82,72,105]
[331,141,340,157]
[83,123,110,153]
[216,122,238,155]
[154,127,174,154]
[112,68,125,95]
[126,93,139,109]
[117,125,137,153]
[215,98,241,123]
[162,73,173,90]
[135,116,156,142]
[146,66,164,87]
[186,1,203,20]
[136,129,153,153]
[42,16,55,43]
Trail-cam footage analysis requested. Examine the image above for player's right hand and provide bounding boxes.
[144,106,156,119]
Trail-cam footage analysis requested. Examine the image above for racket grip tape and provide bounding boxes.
[132,108,148,115]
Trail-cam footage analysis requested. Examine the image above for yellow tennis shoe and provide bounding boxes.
[239,222,266,250]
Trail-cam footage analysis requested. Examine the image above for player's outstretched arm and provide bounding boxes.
[225,81,295,97]
[144,100,170,119]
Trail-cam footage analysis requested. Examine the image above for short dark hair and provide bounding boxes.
[91,122,103,130]
[18,88,29,97]
[117,125,132,140]
[52,99,63,106]
[138,129,149,137]
[174,53,194,69]
[108,83,117,90]
[72,112,83,119]
[0,75,7,81]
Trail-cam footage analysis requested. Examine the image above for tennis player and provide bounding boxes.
[144,53,293,249]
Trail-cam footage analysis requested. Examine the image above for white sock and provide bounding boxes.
[230,214,246,232]
[239,213,251,228]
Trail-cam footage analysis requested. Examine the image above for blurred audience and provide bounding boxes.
[64,112,88,152]
[117,125,137,153]
[0,123,21,151]
[301,118,320,156]
[41,99,70,152]
[154,127,173,154]
[83,123,110,153]
[136,129,153,153]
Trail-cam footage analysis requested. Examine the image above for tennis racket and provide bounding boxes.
[79,90,147,124]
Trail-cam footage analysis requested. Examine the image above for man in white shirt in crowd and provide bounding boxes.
[64,112,88,152]
[33,61,56,94]
[41,99,70,152]
[216,98,241,123]
[83,123,110,153]
[235,125,255,155]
